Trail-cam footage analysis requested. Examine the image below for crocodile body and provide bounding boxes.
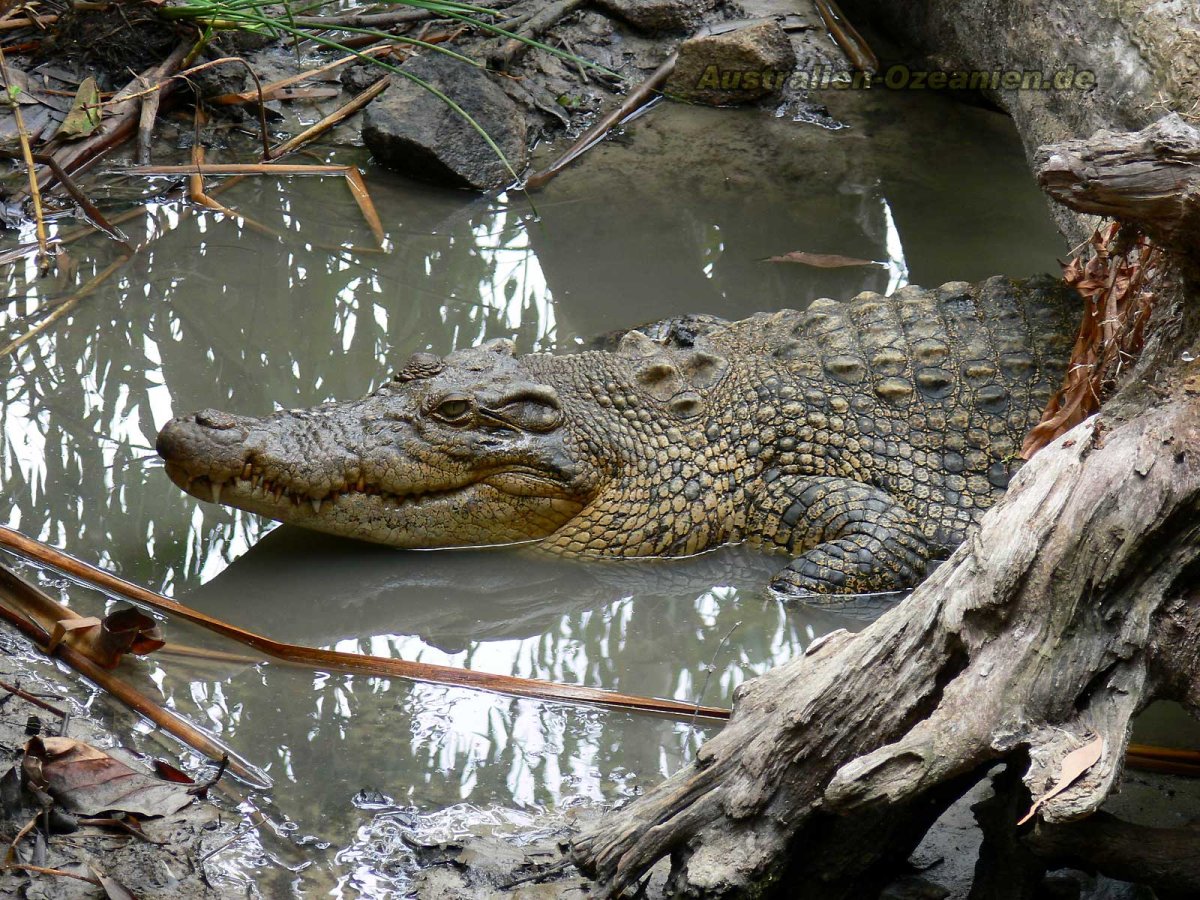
[156,276,1075,597]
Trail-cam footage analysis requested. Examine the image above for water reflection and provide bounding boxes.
[0,89,1064,894]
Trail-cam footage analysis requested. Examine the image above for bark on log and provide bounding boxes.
[1037,115,1200,260]
[572,44,1200,899]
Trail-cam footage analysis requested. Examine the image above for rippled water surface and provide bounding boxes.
[0,86,1065,894]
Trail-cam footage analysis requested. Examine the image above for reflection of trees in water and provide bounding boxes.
[142,556,815,840]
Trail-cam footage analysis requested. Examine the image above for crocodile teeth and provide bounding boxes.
[242,463,253,479]
[211,481,223,505]
[311,498,323,514]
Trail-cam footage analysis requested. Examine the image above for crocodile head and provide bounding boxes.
[156,339,600,548]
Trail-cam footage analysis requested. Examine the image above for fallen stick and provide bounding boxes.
[128,162,351,175]
[0,526,729,721]
[812,0,878,73]
[0,14,59,30]
[488,0,587,69]
[0,527,1195,780]
[268,75,390,159]
[522,50,676,191]
[522,16,812,190]
[0,568,270,787]
[0,864,99,887]
[135,70,162,166]
[289,7,440,29]
[208,43,397,106]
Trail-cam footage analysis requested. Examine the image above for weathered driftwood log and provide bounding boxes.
[1037,115,1200,260]
[572,118,1200,899]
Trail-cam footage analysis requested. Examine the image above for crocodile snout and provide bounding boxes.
[156,410,252,481]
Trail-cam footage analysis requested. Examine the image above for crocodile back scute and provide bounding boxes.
[698,276,1077,550]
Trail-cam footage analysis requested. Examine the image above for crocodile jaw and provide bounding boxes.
[163,462,583,548]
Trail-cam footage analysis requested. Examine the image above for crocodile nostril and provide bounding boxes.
[196,409,239,430]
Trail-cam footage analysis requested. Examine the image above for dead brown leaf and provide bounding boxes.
[25,737,194,818]
[1022,223,1161,458]
[763,251,883,268]
[1018,735,1104,825]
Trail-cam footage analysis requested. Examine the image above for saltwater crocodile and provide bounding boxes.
[156,276,1075,597]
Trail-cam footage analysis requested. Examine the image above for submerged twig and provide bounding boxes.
[126,161,387,242]
[0,149,133,250]
[0,526,730,721]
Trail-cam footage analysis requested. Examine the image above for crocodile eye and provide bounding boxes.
[433,396,472,422]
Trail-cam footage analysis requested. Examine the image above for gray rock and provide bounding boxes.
[363,54,528,190]
[665,20,797,105]
[592,0,714,33]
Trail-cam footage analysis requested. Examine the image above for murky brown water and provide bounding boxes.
[1,86,1069,894]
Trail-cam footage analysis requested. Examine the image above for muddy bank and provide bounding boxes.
[344,766,1200,899]
[0,622,251,898]
[0,0,860,199]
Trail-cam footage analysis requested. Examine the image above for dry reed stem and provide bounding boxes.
[0,44,52,274]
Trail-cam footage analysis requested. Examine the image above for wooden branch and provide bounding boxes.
[488,0,588,69]
[1037,114,1200,259]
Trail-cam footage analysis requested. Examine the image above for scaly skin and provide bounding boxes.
[156,276,1076,597]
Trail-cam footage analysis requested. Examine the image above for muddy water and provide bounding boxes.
[1,87,1065,894]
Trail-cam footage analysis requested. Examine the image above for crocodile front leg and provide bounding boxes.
[756,475,934,599]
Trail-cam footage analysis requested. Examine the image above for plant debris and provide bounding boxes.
[1022,222,1162,457]
[23,736,196,818]
[58,74,101,138]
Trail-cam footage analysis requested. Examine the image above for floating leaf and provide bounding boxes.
[25,737,195,818]
[59,77,102,139]
[1018,735,1103,825]
[764,251,883,268]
